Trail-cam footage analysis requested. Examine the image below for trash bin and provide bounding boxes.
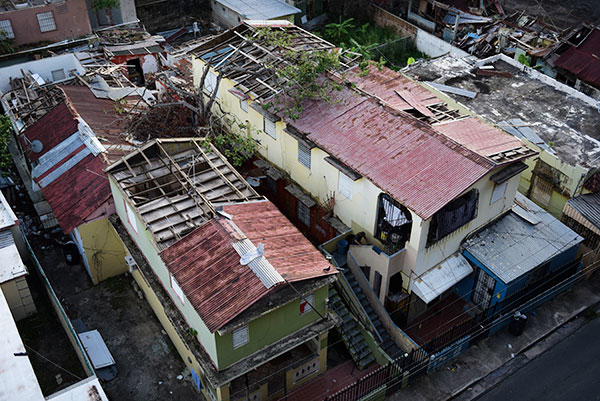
[508,311,527,336]
[336,239,349,255]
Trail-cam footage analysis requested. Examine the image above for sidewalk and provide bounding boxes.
[389,270,600,401]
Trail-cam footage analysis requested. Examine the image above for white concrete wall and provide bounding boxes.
[415,29,469,58]
[0,54,85,93]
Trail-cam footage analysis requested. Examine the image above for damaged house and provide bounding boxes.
[0,54,153,285]
[105,138,338,401]
[186,21,593,366]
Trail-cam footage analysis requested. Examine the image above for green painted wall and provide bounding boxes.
[215,285,328,369]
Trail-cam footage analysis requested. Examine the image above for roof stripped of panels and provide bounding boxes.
[160,199,335,333]
[554,28,600,87]
[285,85,494,220]
[347,64,534,164]
[106,138,262,249]
[192,21,360,102]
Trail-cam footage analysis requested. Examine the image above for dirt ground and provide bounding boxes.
[33,243,200,400]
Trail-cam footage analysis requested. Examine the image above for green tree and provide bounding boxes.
[92,0,119,25]
[0,115,14,172]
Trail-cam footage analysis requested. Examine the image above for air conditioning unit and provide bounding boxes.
[125,255,138,273]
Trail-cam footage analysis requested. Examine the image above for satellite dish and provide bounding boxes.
[30,140,43,153]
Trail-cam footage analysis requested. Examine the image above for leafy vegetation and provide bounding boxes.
[0,30,15,55]
[0,115,14,172]
[319,18,427,70]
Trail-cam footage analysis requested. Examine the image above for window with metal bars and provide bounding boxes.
[297,201,311,226]
[375,194,412,254]
[36,12,56,33]
[264,116,276,139]
[298,141,311,169]
[0,20,15,39]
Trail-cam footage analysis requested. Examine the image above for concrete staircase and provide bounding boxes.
[328,287,376,369]
[340,267,403,360]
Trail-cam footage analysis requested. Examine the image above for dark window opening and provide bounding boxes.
[375,194,412,254]
[388,272,403,295]
[126,58,145,86]
[360,265,371,282]
[374,271,382,298]
[427,189,478,246]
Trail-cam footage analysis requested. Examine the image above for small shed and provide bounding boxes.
[211,0,301,28]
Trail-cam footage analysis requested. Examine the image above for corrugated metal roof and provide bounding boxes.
[566,192,600,230]
[463,193,583,284]
[288,89,494,220]
[217,0,301,20]
[160,200,335,333]
[554,28,600,86]
[0,191,17,230]
[410,253,473,304]
[434,117,525,157]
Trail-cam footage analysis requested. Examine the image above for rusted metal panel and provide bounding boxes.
[434,117,525,157]
[554,29,600,86]
[290,92,493,220]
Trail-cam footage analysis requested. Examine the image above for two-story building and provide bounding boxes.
[190,21,538,328]
[105,138,338,401]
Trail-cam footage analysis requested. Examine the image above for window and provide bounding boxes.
[232,325,249,349]
[36,12,56,32]
[300,293,314,314]
[338,171,353,200]
[125,201,138,233]
[170,274,185,305]
[490,181,507,204]
[264,116,276,139]
[51,69,66,81]
[0,20,15,39]
[297,201,310,226]
[531,175,553,207]
[203,70,218,97]
[298,141,311,169]
[427,189,478,246]
[375,194,412,254]
[240,98,248,112]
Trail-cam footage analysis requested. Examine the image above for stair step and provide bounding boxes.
[357,293,367,302]
[341,314,353,324]
[329,294,341,304]
[382,339,394,350]
[358,355,375,369]
[364,306,374,314]
[342,320,357,331]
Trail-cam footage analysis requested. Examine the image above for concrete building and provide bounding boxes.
[404,53,600,220]
[0,0,92,47]
[211,0,301,28]
[0,190,35,321]
[105,138,338,401]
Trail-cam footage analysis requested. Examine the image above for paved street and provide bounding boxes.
[478,317,600,401]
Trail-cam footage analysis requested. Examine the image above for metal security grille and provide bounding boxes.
[472,268,495,309]
[264,116,276,139]
[297,201,310,226]
[531,175,553,207]
[37,12,56,32]
[298,141,311,169]
[0,20,14,39]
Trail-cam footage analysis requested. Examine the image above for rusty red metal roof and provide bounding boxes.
[160,200,335,333]
[61,85,134,162]
[554,29,600,87]
[223,201,334,281]
[287,86,494,220]
[433,117,524,157]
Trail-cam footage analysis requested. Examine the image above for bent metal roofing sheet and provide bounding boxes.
[160,200,335,333]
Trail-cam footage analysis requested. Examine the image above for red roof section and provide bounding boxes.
[433,117,524,156]
[20,102,78,162]
[223,201,333,281]
[554,29,600,86]
[286,87,494,220]
[160,200,335,333]
[61,85,133,162]
[40,154,111,233]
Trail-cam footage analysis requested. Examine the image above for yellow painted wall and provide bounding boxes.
[77,218,129,285]
[193,59,520,291]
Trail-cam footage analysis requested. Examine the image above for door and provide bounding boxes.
[472,268,495,309]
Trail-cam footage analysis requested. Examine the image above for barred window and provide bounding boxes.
[297,201,310,226]
[264,116,276,139]
[298,141,311,169]
[37,12,56,33]
[0,20,15,39]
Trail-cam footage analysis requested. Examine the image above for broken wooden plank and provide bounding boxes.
[395,89,435,117]
[476,69,513,78]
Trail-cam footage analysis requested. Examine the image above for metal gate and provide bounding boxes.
[472,268,495,309]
